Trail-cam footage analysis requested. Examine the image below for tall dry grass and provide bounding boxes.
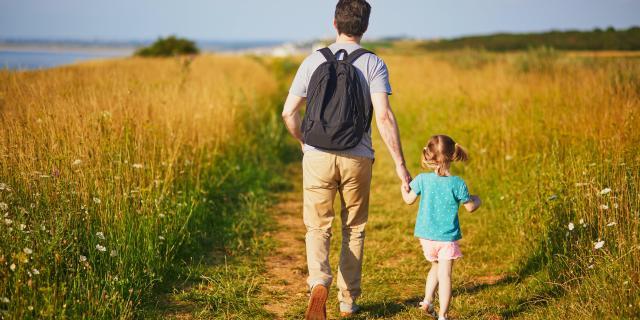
[0,55,277,318]
[378,49,639,317]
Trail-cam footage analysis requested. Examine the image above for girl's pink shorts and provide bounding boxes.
[419,238,463,262]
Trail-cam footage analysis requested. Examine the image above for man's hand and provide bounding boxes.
[281,93,306,147]
[396,163,412,192]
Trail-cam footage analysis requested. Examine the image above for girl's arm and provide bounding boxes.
[463,195,481,212]
[401,185,418,205]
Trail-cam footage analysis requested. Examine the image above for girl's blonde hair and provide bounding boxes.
[421,135,468,176]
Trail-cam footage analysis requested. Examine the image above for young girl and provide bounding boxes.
[401,135,481,320]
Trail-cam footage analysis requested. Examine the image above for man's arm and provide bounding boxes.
[371,92,411,191]
[281,93,306,149]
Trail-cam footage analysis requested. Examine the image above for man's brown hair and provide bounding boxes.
[335,0,371,37]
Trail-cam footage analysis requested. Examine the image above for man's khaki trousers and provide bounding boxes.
[302,151,372,305]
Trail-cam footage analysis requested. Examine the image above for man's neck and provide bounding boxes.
[335,33,361,45]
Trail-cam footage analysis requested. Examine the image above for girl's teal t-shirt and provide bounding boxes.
[409,172,471,241]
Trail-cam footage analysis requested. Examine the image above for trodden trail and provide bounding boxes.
[260,165,310,319]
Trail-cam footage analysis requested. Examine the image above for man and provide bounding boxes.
[281,0,411,318]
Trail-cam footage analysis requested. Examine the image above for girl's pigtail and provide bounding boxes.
[452,144,469,162]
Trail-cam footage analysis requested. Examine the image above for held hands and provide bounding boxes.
[400,183,418,205]
[396,163,412,192]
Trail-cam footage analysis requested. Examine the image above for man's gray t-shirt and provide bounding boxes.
[289,42,392,160]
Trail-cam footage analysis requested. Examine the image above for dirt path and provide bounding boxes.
[262,165,309,319]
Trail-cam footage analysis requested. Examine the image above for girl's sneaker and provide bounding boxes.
[418,301,437,318]
[339,302,360,317]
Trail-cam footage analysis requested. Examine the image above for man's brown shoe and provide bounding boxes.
[305,284,328,320]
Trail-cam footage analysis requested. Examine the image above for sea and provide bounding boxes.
[0,49,130,70]
[0,40,287,70]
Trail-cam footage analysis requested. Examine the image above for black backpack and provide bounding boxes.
[301,47,374,150]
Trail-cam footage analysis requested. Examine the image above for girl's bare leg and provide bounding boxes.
[424,261,439,305]
[437,259,454,318]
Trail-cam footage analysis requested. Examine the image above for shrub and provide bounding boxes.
[135,35,199,57]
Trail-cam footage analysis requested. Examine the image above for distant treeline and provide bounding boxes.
[423,27,640,51]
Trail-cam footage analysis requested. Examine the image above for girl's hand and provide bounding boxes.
[464,195,481,212]
[401,184,418,205]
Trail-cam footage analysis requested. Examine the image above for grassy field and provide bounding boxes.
[278,50,639,319]
[0,55,293,318]
[1,49,638,319]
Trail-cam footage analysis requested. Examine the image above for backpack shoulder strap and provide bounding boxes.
[346,48,374,64]
[318,47,336,62]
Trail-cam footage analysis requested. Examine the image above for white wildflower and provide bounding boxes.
[548,194,558,200]
[599,188,612,195]
[96,232,105,240]
[568,222,575,231]
[28,306,33,311]
[79,255,87,262]
[110,250,118,257]
[158,236,165,241]
[132,163,144,169]
[72,159,82,166]
[9,263,16,271]
[4,218,12,225]
[158,213,166,218]
[93,197,101,204]
[19,224,26,230]
[588,264,594,269]
[23,248,33,255]
[0,297,8,303]
[594,240,605,250]
[0,183,6,190]
[600,204,609,210]
[0,202,7,211]
[606,222,616,227]
[96,244,106,252]
[32,268,40,275]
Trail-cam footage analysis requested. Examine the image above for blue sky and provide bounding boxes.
[1,0,639,41]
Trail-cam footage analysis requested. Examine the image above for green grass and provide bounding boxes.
[2,50,638,319]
